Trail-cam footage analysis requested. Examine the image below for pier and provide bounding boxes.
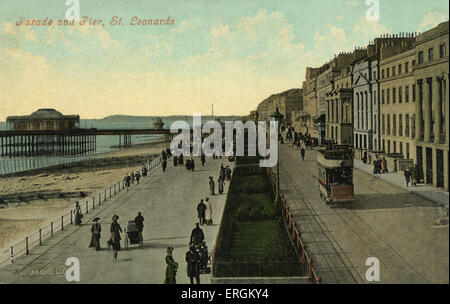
[0,128,176,157]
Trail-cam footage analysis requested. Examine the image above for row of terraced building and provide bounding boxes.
[247,21,449,192]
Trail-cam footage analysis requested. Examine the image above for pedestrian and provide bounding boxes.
[134,212,144,244]
[404,168,411,187]
[74,201,83,226]
[89,217,101,251]
[109,215,122,262]
[218,176,224,194]
[362,151,368,164]
[191,158,195,172]
[197,199,207,225]
[162,150,167,161]
[164,247,178,284]
[225,166,231,180]
[300,147,305,160]
[201,153,206,167]
[209,176,215,195]
[179,153,184,165]
[131,171,135,184]
[220,164,225,180]
[173,155,178,167]
[135,171,140,184]
[190,223,205,247]
[162,159,167,172]
[381,157,388,173]
[410,166,417,186]
[204,198,213,225]
[185,246,201,284]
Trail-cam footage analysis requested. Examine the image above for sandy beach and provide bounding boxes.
[0,140,169,250]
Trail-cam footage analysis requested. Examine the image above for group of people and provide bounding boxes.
[123,168,145,189]
[81,209,145,262]
[196,198,213,225]
[164,223,210,284]
[161,148,172,172]
[373,157,389,174]
[404,165,420,187]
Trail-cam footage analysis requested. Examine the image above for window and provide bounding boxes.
[412,60,416,66]
[412,84,416,102]
[387,67,390,77]
[393,87,396,103]
[386,88,390,104]
[373,91,377,104]
[393,114,396,136]
[405,62,409,73]
[381,89,385,104]
[398,64,402,74]
[405,85,409,102]
[382,69,385,78]
[440,43,446,58]
[392,66,396,76]
[382,114,385,135]
[406,114,410,137]
[373,71,376,80]
[428,48,433,61]
[418,51,424,64]
[387,114,390,135]
[398,87,402,103]
[399,114,403,136]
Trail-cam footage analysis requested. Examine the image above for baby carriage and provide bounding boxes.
[124,221,143,249]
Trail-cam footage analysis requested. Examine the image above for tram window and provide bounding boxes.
[329,167,352,185]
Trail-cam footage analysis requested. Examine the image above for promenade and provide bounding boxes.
[0,156,230,284]
[279,144,449,284]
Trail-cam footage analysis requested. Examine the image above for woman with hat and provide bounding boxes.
[164,247,178,284]
[89,217,102,251]
[110,215,122,262]
[74,201,83,226]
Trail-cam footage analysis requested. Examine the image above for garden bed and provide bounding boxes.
[213,163,303,277]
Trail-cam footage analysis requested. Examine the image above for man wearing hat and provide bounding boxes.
[89,217,102,251]
[164,247,178,284]
[185,245,201,284]
[190,223,204,247]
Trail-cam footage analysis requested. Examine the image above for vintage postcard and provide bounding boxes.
[0,0,448,295]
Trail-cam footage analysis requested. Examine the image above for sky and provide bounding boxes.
[0,0,448,120]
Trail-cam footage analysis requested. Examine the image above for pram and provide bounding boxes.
[190,241,211,274]
[124,221,143,249]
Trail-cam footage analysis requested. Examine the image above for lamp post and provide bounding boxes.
[270,106,283,203]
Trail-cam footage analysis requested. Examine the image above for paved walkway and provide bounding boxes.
[279,144,449,284]
[354,159,449,209]
[0,157,231,284]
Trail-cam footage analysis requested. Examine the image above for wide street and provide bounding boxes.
[279,144,449,284]
[0,156,230,284]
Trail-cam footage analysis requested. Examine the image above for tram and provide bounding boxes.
[317,144,354,204]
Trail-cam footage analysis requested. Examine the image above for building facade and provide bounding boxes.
[256,88,302,123]
[413,21,449,191]
[379,48,416,161]
[325,62,354,145]
[6,109,79,131]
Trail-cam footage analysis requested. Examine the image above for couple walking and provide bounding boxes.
[196,198,213,225]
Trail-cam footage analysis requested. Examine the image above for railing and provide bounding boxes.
[0,156,162,267]
[266,167,321,284]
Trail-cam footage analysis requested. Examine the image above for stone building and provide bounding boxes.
[297,67,320,136]
[6,108,79,131]
[379,48,416,162]
[325,61,354,145]
[352,35,416,161]
[413,21,449,191]
[256,88,303,124]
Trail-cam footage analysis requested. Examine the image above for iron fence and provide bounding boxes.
[0,156,162,267]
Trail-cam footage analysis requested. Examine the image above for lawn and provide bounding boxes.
[213,162,301,277]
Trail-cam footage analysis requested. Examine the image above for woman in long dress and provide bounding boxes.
[74,201,83,226]
[164,247,178,284]
[89,218,101,251]
[204,198,213,225]
[110,215,122,262]
[218,176,224,194]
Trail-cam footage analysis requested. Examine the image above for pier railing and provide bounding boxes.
[0,156,162,267]
[265,167,321,284]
